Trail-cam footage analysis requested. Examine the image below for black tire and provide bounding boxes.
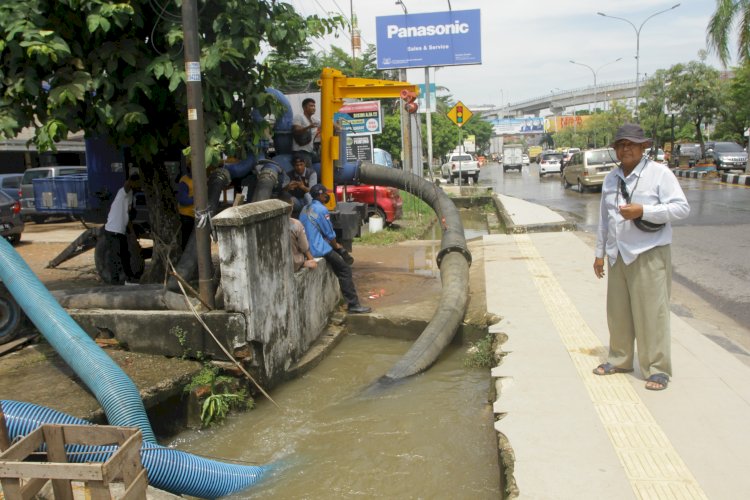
[0,283,25,345]
[473,174,479,184]
[7,234,21,245]
[577,179,586,193]
[367,205,386,222]
[539,171,544,178]
[562,175,571,188]
[31,215,46,224]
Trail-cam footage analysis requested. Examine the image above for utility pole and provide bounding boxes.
[181,0,214,307]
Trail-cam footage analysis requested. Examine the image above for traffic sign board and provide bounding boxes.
[447,101,473,127]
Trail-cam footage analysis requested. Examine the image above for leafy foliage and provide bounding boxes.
[464,333,496,369]
[707,0,750,66]
[185,364,253,427]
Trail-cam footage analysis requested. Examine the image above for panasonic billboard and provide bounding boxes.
[376,9,481,69]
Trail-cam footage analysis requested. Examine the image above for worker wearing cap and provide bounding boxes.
[300,184,371,314]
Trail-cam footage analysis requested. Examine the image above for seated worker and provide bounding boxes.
[300,184,371,314]
[282,154,317,215]
[289,205,317,272]
[176,166,194,248]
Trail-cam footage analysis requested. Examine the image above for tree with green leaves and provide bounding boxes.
[0,0,340,279]
[661,61,723,155]
[707,0,750,66]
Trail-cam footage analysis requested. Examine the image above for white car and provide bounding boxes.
[522,153,530,165]
[538,152,563,177]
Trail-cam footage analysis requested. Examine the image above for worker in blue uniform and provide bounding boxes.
[300,184,371,314]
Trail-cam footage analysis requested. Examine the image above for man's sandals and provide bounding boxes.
[593,363,669,391]
[645,373,669,391]
[592,362,633,376]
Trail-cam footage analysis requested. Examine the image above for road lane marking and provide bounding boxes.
[512,233,707,500]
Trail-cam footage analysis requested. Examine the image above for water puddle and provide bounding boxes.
[169,334,500,499]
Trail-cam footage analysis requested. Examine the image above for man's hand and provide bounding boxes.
[618,203,643,220]
[593,257,605,279]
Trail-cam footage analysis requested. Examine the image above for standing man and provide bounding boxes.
[592,123,690,391]
[104,172,142,285]
[292,98,320,169]
[300,184,371,314]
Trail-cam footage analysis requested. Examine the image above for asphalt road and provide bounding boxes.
[480,160,750,354]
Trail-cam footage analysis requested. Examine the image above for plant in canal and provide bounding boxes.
[464,333,497,369]
[184,364,254,427]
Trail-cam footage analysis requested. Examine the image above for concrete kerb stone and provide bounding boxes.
[492,195,576,234]
[721,172,750,185]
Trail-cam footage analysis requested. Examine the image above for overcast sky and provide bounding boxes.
[289,0,733,108]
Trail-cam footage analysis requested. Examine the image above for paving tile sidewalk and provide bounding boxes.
[485,196,750,499]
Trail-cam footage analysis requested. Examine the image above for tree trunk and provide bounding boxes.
[140,155,183,283]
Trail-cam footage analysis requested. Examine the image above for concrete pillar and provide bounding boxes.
[212,199,341,385]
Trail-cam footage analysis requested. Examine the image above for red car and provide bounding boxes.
[335,184,403,225]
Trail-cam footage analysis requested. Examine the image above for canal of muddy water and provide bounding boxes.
[170,336,500,498]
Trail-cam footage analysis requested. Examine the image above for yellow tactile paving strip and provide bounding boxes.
[512,233,708,500]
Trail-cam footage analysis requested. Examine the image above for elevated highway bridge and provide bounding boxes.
[479,80,637,120]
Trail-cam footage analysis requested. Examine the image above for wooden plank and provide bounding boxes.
[104,431,142,484]
[61,425,136,447]
[0,427,44,461]
[44,425,75,500]
[0,477,23,500]
[0,334,37,357]
[87,480,112,500]
[0,462,105,481]
[18,477,49,500]
[121,469,148,500]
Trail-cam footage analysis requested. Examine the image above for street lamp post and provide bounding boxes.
[597,4,680,121]
[569,58,622,146]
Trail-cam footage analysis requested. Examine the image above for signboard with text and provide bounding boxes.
[345,135,373,163]
[334,101,382,136]
[376,10,482,69]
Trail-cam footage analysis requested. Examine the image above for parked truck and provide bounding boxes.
[502,144,524,172]
[441,153,480,183]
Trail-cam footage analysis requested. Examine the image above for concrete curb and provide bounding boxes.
[674,169,709,179]
[493,195,576,234]
[721,172,750,185]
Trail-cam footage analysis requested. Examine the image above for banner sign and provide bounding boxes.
[376,9,482,69]
[417,83,437,113]
[345,135,373,163]
[490,117,544,135]
[334,101,382,135]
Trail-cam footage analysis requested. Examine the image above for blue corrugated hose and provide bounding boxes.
[1,400,267,498]
[0,237,269,497]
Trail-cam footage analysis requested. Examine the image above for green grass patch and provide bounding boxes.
[355,190,436,245]
[464,333,496,369]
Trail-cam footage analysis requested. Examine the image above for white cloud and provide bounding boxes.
[297,0,732,108]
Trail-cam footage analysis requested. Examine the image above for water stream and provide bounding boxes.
[169,334,500,499]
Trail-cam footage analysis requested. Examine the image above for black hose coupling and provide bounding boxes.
[436,245,472,267]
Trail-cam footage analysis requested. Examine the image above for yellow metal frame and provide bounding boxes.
[318,68,418,209]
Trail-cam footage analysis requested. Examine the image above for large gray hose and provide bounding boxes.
[357,164,471,382]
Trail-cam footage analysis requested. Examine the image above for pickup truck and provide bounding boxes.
[441,153,480,183]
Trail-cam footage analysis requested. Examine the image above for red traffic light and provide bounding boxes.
[401,90,419,114]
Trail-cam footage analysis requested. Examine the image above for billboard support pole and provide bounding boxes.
[425,67,433,178]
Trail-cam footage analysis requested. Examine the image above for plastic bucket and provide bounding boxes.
[369,214,384,233]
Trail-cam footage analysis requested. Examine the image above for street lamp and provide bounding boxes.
[396,0,407,14]
[598,4,680,121]
[569,57,622,133]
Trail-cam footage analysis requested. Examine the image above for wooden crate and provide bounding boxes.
[0,424,147,500]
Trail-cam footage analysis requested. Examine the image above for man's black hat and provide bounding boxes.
[612,123,653,146]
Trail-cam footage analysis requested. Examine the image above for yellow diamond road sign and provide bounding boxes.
[447,101,473,127]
